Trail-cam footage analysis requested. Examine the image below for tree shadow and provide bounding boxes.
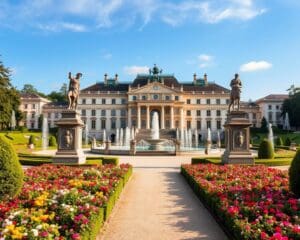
[159,171,228,240]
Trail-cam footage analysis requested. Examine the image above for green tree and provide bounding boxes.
[282,91,300,130]
[47,83,68,102]
[260,117,268,132]
[258,139,274,159]
[289,150,300,197]
[0,58,21,130]
[0,136,23,200]
[20,84,47,98]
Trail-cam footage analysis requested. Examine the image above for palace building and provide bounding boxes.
[19,65,282,141]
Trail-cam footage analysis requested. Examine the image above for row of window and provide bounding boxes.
[187,110,222,117]
[268,104,281,110]
[24,104,36,109]
[81,98,127,105]
[87,119,127,130]
[82,109,127,117]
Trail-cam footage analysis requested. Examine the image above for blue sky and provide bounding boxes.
[1,0,300,100]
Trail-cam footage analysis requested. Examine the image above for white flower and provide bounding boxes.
[70,207,74,212]
[36,224,42,230]
[31,229,39,237]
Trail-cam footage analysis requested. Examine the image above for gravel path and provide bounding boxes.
[98,168,227,240]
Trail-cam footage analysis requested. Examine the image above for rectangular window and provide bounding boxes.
[165,108,170,115]
[82,109,86,116]
[131,108,136,115]
[268,112,273,121]
[101,119,106,129]
[82,99,86,104]
[92,99,96,104]
[186,110,191,116]
[196,99,201,104]
[112,99,116,104]
[111,119,116,129]
[226,99,230,105]
[120,119,126,128]
[165,95,170,100]
[276,105,280,110]
[91,120,96,129]
[207,120,211,129]
[207,110,211,116]
[196,110,201,116]
[31,122,34,129]
[216,110,221,116]
[187,99,191,104]
[111,109,116,116]
[101,110,106,116]
[141,120,146,128]
[25,104,28,109]
[48,113,51,118]
[268,105,272,110]
[175,120,179,128]
[121,98,126,104]
[165,120,170,128]
[132,96,137,101]
[31,112,35,118]
[91,109,96,116]
[32,104,36,109]
[217,120,221,130]
[121,109,126,116]
[206,99,211,105]
[197,120,201,130]
[216,99,221,105]
[187,121,191,129]
[55,113,59,118]
[175,96,179,101]
[253,113,256,119]
[132,120,136,127]
[102,99,106,104]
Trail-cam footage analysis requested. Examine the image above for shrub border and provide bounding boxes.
[80,165,133,239]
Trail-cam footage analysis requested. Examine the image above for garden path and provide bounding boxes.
[97,166,227,240]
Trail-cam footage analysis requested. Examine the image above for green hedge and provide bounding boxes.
[80,165,132,239]
[191,157,221,165]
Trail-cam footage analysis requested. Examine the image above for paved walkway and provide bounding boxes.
[98,167,227,240]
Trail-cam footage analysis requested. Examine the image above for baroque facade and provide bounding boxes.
[19,65,283,141]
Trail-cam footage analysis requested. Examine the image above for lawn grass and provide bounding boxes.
[251,132,300,145]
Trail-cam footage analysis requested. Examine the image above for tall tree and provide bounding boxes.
[47,83,68,102]
[282,91,300,130]
[0,58,22,129]
[20,84,47,98]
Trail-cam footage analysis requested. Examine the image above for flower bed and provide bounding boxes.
[0,163,132,239]
[181,164,300,240]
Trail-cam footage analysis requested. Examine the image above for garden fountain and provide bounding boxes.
[283,112,291,131]
[84,123,89,146]
[42,116,49,151]
[268,123,274,150]
[11,110,16,130]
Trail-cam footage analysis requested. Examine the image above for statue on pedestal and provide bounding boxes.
[228,73,242,112]
[67,72,82,110]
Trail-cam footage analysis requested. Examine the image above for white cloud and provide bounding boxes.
[124,65,149,75]
[0,0,266,31]
[37,22,88,32]
[102,53,112,60]
[240,61,272,72]
[198,54,213,62]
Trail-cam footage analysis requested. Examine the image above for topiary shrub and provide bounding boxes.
[285,137,291,146]
[289,150,300,197]
[258,139,274,159]
[276,137,283,146]
[28,135,36,145]
[48,135,57,147]
[0,137,24,200]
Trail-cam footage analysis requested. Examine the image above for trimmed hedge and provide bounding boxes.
[0,137,24,200]
[81,208,104,240]
[275,137,283,146]
[258,139,274,159]
[191,158,221,165]
[289,150,300,197]
[48,135,57,147]
[28,135,36,145]
[285,137,291,147]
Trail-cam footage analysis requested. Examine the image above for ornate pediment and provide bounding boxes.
[129,82,180,94]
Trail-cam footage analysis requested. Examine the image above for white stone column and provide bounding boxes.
[146,106,150,129]
[180,107,184,130]
[161,106,165,129]
[170,106,174,129]
[137,105,141,129]
[127,107,131,128]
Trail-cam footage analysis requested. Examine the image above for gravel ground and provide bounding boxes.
[98,167,227,240]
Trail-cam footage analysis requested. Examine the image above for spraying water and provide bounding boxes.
[11,110,16,130]
[84,123,89,146]
[120,128,124,146]
[283,112,291,131]
[116,128,119,145]
[102,130,106,143]
[42,116,49,151]
[124,127,130,146]
[151,112,160,140]
[268,123,274,150]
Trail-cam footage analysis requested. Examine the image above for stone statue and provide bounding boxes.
[67,72,82,110]
[228,73,242,112]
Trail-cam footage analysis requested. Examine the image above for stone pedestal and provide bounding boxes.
[53,110,86,164]
[104,140,111,155]
[222,111,254,164]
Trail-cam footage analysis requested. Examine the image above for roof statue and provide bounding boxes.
[228,73,242,112]
[67,72,82,110]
